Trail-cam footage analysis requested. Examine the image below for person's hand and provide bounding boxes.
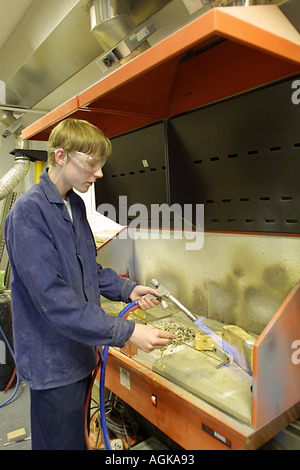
[129,285,162,310]
[129,323,177,353]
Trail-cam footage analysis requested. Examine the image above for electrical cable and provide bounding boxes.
[84,356,101,449]
[90,396,139,450]
[4,367,16,393]
[104,397,139,449]
[84,300,139,450]
[100,300,139,450]
[0,325,19,408]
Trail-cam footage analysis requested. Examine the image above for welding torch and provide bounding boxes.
[150,279,233,367]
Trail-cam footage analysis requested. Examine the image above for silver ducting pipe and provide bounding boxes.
[0,110,31,201]
[89,0,161,73]
[0,156,30,201]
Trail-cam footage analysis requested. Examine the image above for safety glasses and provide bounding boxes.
[68,151,107,172]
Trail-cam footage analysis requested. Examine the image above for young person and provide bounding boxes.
[4,118,175,450]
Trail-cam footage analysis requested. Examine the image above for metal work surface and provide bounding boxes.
[135,307,253,425]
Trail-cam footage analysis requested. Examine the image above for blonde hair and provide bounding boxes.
[47,118,112,165]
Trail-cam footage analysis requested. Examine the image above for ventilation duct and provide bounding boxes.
[2,0,102,110]
[0,156,30,202]
[89,0,136,50]
[89,0,161,72]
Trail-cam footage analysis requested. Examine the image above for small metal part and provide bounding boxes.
[1,115,23,139]
[151,278,170,297]
[213,345,233,368]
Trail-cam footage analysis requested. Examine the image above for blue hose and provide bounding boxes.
[99,300,139,450]
[0,325,19,408]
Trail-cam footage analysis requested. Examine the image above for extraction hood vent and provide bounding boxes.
[89,0,162,72]
[0,0,296,114]
[1,0,173,111]
[89,0,136,50]
[3,0,101,110]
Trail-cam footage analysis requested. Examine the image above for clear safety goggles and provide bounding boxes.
[68,151,107,172]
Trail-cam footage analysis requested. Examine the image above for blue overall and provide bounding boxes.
[5,168,136,449]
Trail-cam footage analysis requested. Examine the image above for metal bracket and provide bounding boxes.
[213,345,233,368]
[2,115,23,138]
[97,16,160,73]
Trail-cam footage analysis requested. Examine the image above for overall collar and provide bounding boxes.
[39,168,82,223]
[39,167,65,204]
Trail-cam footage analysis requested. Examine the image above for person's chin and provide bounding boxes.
[78,182,93,192]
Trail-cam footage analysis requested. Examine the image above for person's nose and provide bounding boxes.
[94,166,103,178]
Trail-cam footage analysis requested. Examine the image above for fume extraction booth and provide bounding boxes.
[8,4,300,449]
[96,228,300,449]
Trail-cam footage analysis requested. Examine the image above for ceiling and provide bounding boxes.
[0,0,298,130]
[0,0,176,126]
[0,0,36,52]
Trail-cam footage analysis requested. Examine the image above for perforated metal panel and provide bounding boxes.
[169,77,300,233]
[96,76,300,233]
[96,122,167,225]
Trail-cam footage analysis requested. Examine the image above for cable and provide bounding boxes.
[0,324,19,408]
[103,397,139,449]
[85,300,139,450]
[4,367,16,393]
[90,396,139,450]
[84,357,101,449]
[100,300,139,450]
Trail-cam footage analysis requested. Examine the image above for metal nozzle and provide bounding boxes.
[150,278,196,322]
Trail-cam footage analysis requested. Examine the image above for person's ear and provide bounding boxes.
[54,148,67,167]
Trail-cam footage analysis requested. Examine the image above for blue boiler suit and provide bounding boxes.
[4,168,136,449]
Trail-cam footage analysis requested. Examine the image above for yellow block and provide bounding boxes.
[7,428,27,443]
[222,325,256,375]
[195,331,216,351]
